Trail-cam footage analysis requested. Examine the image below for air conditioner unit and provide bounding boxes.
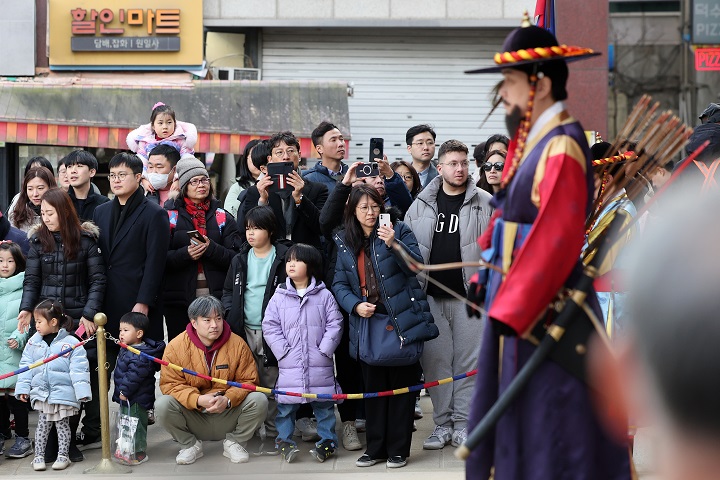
[212,67,261,81]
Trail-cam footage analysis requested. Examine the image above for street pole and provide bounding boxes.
[83,312,131,474]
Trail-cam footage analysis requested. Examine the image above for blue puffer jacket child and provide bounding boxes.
[15,328,91,408]
[262,278,343,404]
[112,338,166,410]
[332,221,439,360]
[0,272,28,390]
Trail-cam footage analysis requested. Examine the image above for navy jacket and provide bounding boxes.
[302,162,348,193]
[112,337,165,410]
[332,222,438,360]
[0,214,29,254]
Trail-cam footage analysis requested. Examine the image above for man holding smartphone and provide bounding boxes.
[243,131,328,250]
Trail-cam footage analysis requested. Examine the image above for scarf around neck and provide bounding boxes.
[184,197,210,236]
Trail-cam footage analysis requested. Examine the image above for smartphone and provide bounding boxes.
[379,213,391,229]
[266,161,295,192]
[187,230,206,244]
[369,137,384,162]
[356,161,379,178]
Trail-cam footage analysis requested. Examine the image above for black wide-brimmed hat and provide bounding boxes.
[466,17,600,74]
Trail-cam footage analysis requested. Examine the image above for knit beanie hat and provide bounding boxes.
[176,157,207,190]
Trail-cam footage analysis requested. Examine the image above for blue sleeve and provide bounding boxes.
[385,172,413,213]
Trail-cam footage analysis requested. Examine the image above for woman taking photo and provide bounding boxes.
[163,157,242,340]
[391,161,421,199]
[477,149,506,195]
[332,184,438,469]
[8,167,57,233]
[17,187,106,335]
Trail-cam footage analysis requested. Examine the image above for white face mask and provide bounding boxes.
[147,172,170,190]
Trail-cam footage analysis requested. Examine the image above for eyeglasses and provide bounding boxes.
[272,148,298,158]
[482,162,505,172]
[411,140,435,147]
[441,161,470,170]
[188,177,210,187]
[108,172,133,181]
[357,205,381,214]
[400,174,413,181]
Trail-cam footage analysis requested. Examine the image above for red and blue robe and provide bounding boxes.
[466,104,632,480]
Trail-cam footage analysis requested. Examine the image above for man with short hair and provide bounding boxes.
[144,144,180,207]
[243,131,328,250]
[404,139,492,450]
[303,121,348,192]
[65,150,110,222]
[156,295,268,465]
[406,124,438,189]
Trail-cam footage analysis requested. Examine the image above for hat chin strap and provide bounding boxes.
[500,69,540,189]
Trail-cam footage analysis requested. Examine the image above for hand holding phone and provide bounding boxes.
[379,213,392,229]
[187,230,206,244]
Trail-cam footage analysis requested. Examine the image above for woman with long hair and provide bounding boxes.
[8,167,57,232]
[163,157,242,340]
[477,149,506,195]
[17,187,106,334]
[332,184,438,469]
[391,161,422,199]
[224,139,264,219]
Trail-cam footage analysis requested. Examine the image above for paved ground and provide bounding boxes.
[0,394,466,479]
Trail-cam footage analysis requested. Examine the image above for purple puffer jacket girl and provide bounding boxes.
[262,278,343,404]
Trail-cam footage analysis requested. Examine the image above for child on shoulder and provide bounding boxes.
[112,312,165,465]
[262,243,343,463]
[0,241,31,459]
[126,102,198,194]
[15,300,91,471]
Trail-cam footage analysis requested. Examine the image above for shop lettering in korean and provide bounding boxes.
[693,0,720,44]
[70,7,181,51]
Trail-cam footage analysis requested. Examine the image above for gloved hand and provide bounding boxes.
[466,271,486,318]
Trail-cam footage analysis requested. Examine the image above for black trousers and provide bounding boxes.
[0,393,29,438]
[164,305,190,343]
[360,361,418,459]
[335,312,365,422]
[79,340,119,438]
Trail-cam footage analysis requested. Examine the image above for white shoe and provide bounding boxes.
[52,455,70,470]
[451,428,467,448]
[294,417,320,442]
[176,440,203,465]
[414,398,423,419]
[31,456,46,471]
[423,425,452,450]
[342,421,362,451]
[223,439,249,464]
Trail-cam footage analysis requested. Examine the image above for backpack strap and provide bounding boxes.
[215,208,227,235]
[167,210,178,232]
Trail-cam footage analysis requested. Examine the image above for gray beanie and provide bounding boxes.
[176,157,208,190]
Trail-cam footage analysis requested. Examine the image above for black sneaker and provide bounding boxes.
[277,441,299,463]
[387,456,407,468]
[355,453,380,467]
[75,432,101,451]
[147,409,155,426]
[310,440,336,463]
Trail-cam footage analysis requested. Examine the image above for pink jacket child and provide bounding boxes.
[126,102,198,170]
[262,278,343,404]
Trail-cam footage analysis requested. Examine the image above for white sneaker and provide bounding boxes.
[222,439,249,464]
[294,417,320,442]
[451,428,467,447]
[423,425,452,450]
[176,440,203,465]
[342,421,362,451]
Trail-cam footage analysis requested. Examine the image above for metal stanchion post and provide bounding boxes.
[84,313,131,474]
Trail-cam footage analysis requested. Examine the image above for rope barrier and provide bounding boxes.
[111,336,477,400]
[0,335,95,381]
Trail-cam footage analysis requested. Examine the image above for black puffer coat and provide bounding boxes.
[20,222,106,323]
[332,222,438,360]
[163,197,242,308]
[112,337,165,410]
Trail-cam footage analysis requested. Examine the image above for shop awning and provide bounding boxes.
[0,79,351,156]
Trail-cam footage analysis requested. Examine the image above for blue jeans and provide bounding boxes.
[275,402,338,446]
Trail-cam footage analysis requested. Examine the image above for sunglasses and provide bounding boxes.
[482,162,505,172]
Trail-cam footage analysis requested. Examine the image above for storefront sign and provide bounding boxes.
[49,0,203,69]
[696,47,720,70]
[693,0,720,44]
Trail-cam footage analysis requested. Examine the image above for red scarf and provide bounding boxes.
[184,198,210,236]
